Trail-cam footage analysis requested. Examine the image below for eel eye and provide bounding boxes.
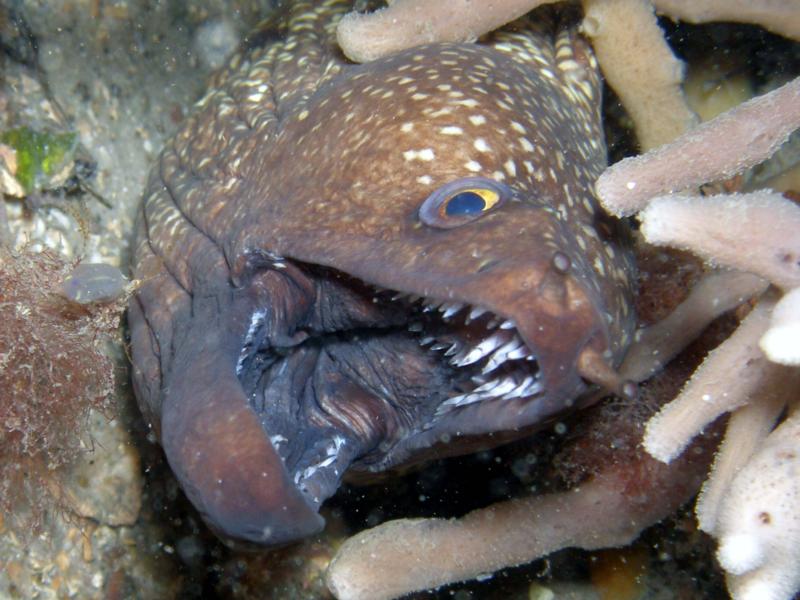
[419,177,512,229]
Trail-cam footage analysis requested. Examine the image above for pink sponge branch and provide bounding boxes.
[336,0,556,63]
[643,295,777,463]
[596,77,800,216]
[639,192,800,290]
[326,436,710,600]
[620,270,768,383]
[695,383,789,535]
[581,0,697,150]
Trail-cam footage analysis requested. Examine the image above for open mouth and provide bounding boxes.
[229,262,548,511]
[235,262,546,423]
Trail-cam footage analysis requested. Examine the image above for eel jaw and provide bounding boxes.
[160,317,325,548]
[158,258,620,548]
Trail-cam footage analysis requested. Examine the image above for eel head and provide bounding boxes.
[131,40,636,547]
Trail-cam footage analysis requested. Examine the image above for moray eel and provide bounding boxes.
[129,1,636,547]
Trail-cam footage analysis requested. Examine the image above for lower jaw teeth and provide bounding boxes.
[394,293,540,416]
[435,375,543,415]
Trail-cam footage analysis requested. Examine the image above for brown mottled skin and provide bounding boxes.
[129,1,636,546]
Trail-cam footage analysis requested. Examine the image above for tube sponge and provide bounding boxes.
[715,411,800,600]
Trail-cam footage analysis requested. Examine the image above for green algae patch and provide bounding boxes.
[1,127,78,193]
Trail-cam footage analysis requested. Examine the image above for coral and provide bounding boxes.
[337,0,799,151]
[0,245,123,530]
[642,294,785,463]
[715,410,800,599]
[596,77,800,216]
[581,0,697,150]
[598,72,800,600]
[619,269,767,383]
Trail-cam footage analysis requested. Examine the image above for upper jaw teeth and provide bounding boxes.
[440,302,464,320]
[466,306,486,323]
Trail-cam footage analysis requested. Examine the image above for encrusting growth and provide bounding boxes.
[0,245,123,530]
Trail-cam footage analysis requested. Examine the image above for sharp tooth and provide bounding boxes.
[444,343,460,356]
[450,349,469,364]
[422,300,439,312]
[486,317,501,329]
[523,379,544,396]
[501,376,533,400]
[473,378,501,394]
[441,302,464,319]
[488,377,516,397]
[499,319,516,330]
[420,336,435,346]
[467,306,487,322]
[506,345,531,360]
[455,332,507,366]
[431,342,449,351]
[408,322,423,332]
[391,292,406,301]
[437,392,478,413]
[483,338,522,373]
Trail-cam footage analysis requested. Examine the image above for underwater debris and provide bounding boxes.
[0,126,78,195]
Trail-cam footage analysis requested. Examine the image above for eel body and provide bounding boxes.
[129,0,636,546]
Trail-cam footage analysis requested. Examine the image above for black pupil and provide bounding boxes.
[444,191,486,216]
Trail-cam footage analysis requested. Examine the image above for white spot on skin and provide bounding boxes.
[418,148,435,161]
[593,255,606,276]
[401,122,414,133]
[504,159,517,177]
[465,160,482,172]
[403,148,436,162]
[417,175,433,185]
[473,138,490,152]
[519,137,534,152]
[469,114,487,126]
[510,121,526,134]
[440,126,464,135]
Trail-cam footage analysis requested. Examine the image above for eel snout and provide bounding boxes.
[161,325,324,546]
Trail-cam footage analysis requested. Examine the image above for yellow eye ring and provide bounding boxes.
[419,177,512,229]
[437,187,500,219]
